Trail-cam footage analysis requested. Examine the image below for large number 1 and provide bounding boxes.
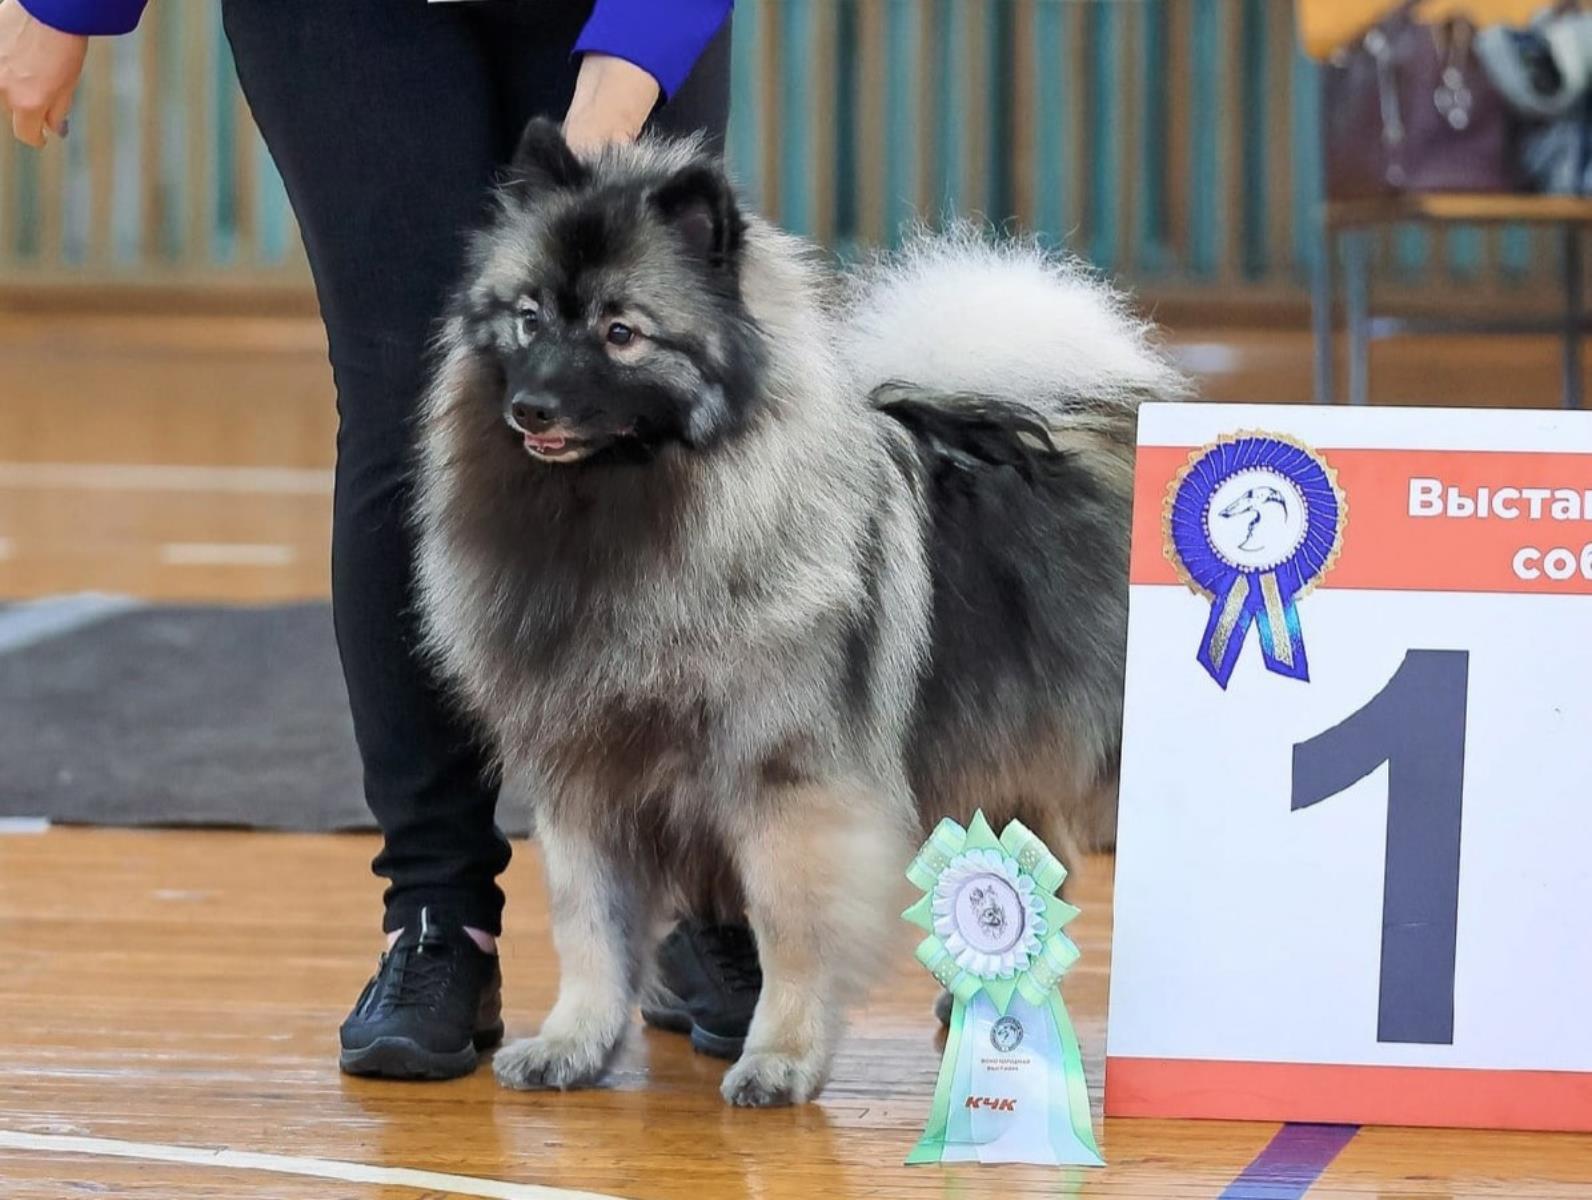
[1291,650,1470,1045]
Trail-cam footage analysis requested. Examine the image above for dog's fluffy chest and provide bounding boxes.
[458,549,846,793]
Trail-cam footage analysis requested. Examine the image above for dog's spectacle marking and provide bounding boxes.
[0,1130,625,1200]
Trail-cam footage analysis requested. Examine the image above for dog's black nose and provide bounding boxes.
[510,392,561,432]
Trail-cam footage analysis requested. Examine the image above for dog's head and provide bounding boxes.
[450,119,764,467]
[968,886,1006,930]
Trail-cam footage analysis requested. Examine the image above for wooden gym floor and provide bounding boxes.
[3,312,1591,1198]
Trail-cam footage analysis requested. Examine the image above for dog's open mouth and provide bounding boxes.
[522,432,595,463]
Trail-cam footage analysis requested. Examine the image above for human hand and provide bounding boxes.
[562,53,660,156]
[0,0,86,148]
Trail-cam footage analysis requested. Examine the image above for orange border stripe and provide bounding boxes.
[1106,1057,1592,1131]
[1131,446,1592,596]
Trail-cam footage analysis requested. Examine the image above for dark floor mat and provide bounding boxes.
[0,602,520,833]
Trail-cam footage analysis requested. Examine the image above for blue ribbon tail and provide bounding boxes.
[1252,571,1310,681]
[1196,573,1253,689]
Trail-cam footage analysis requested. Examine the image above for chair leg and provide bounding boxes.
[1344,230,1371,407]
[1564,224,1583,411]
[1311,221,1336,405]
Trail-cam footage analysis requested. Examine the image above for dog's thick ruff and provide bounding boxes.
[414,126,1187,1106]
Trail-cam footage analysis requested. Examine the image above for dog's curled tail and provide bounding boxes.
[839,226,1189,460]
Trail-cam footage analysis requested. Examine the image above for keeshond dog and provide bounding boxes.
[413,119,1188,1107]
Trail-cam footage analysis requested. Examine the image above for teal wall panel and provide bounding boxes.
[1289,45,1321,278]
[257,134,292,264]
[1137,1,1170,276]
[211,3,237,267]
[154,0,181,262]
[1032,0,1069,249]
[834,0,860,242]
[111,32,143,264]
[883,0,921,239]
[725,0,764,208]
[12,142,39,261]
[1240,0,1267,279]
[1085,0,1118,271]
[933,0,965,214]
[62,63,89,265]
[1445,225,1483,280]
[987,0,1015,227]
[777,0,814,233]
[1188,0,1222,278]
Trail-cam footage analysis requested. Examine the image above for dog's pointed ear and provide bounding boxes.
[509,118,590,198]
[650,162,744,270]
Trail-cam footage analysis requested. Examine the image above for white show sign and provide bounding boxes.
[1106,403,1592,1131]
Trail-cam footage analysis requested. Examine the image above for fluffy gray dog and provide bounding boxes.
[413,119,1187,1107]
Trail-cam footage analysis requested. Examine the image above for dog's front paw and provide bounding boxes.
[492,1034,611,1091]
[720,1050,827,1107]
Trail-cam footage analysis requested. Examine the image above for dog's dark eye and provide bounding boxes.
[516,302,540,335]
[606,322,633,346]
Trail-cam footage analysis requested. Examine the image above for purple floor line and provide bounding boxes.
[1218,1123,1360,1200]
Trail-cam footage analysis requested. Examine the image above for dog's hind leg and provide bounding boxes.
[720,781,913,1107]
[494,809,652,1092]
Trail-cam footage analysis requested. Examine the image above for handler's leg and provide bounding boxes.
[222,0,568,1077]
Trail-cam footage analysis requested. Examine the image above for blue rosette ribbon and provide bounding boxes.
[902,811,1104,1167]
[1164,433,1346,688]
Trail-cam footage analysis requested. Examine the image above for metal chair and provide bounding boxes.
[1312,194,1590,407]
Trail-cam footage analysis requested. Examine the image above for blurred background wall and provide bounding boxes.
[0,0,1570,318]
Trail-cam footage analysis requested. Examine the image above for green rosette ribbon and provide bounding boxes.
[902,810,1104,1167]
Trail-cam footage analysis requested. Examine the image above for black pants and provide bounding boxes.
[223,0,730,935]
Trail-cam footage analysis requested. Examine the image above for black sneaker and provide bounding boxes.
[338,907,504,1080]
[641,920,762,1060]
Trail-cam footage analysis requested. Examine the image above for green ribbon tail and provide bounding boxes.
[905,993,965,1165]
[1049,991,1105,1166]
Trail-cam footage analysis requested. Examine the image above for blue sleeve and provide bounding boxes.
[17,0,147,35]
[572,0,733,101]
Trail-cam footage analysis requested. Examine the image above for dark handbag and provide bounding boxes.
[1324,2,1524,199]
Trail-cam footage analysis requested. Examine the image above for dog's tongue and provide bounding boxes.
[527,434,567,453]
